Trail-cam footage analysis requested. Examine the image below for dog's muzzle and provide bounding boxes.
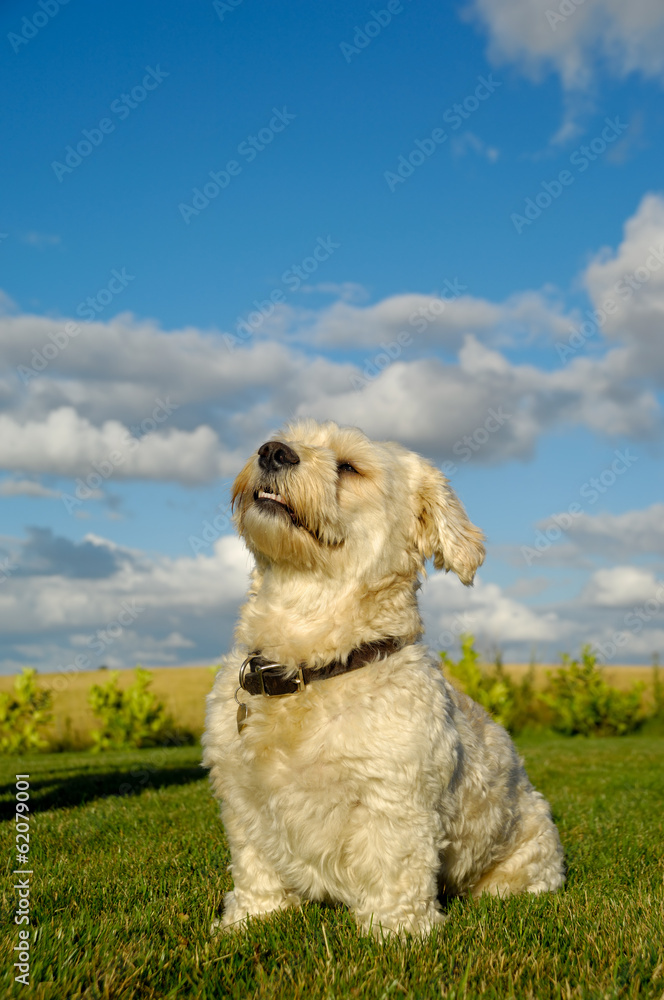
[249,441,302,522]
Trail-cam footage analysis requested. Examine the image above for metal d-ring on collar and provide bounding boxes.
[235,652,303,735]
[238,652,305,698]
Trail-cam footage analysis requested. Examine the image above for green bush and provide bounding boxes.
[652,655,664,717]
[0,668,53,753]
[439,636,657,737]
[88,666,192,752]
[542,646,645,736]
[440,635,538,734]
[641,654,664,735]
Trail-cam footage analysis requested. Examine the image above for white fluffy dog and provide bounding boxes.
[202,419,564,937]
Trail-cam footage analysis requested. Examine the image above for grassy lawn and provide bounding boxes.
[1,735,662,999]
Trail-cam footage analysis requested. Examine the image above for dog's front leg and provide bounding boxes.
[216,805,301,932]
[219,846,301,931]
[345,813,446,939]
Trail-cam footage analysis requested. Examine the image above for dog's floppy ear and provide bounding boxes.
[411,459,485,585]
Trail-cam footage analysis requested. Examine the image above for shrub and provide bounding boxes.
[542,646,645,736]
[0,668,53,753]
[643,654,664,734]
[88,666,193,752]
[652,654,663,717]
[440,635,538,734]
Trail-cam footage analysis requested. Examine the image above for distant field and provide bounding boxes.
[500,662,657,694]
[0,665,218,749]
[0,660,658,749]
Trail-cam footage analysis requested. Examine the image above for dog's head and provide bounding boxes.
[231,418,485,584]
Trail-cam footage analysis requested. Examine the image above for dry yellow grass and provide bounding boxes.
[500,662,657,697]
[0,664,218,748]
[0,660,658,748]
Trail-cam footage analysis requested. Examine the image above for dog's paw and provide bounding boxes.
[210,914,246,936]
[211,888,303,935]
[210,890,249,935]
[358,905,448,941]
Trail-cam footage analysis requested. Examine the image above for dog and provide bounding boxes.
[202,418,564,937]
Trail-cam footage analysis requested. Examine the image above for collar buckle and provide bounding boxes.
[239,653,305,697]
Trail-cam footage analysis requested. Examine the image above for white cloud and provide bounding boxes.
[0,407,241,484]
[295,348,538,461]
[465,0,664,90]
[582,565,663,607]
[68,628,197,666]
[0,291,18,314]
[2,521,662,671]
[296,333,659,460]
[564,502,664,558]
[421,572,562,648]
[0,527,572,671]
[21,232,61,249]
[583,192,664,379]
[451,131,500,161]
[0,533,251,672]
[296,288,570,350]
[2,310,297,418]
[0,195,662,484]
[464,0,664,141]
[300,281,368,302]
[0,300,659,483]
[0,478,60,498]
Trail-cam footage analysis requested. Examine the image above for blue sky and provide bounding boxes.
[1,0,663,674]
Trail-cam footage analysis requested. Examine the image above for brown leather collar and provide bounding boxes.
[238,636,408,697]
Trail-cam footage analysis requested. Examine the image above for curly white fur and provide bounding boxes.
[202,419,564,937]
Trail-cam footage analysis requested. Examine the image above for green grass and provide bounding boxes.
[1,736,663,999]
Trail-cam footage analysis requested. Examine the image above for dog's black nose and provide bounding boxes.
[257,440,300,472]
